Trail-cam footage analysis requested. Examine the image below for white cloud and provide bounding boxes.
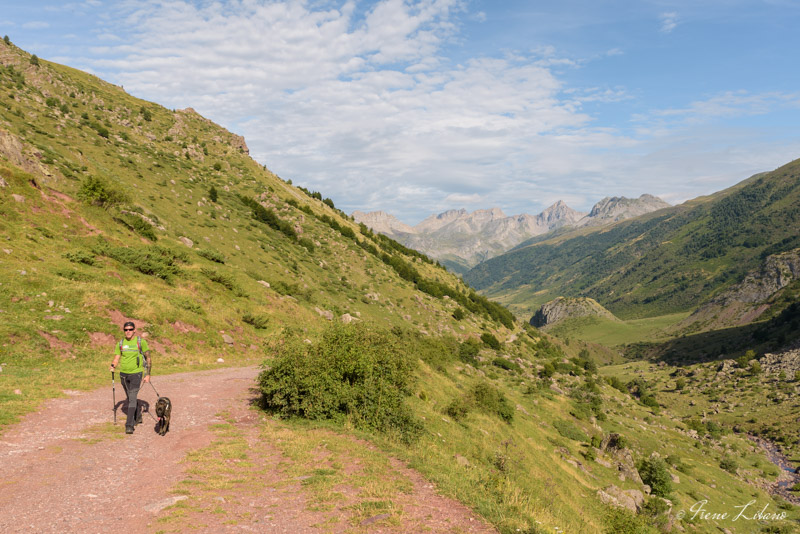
[22,21,50,30]
[43,0,796,223]
[444,192,483,204]
[659,12,678,34]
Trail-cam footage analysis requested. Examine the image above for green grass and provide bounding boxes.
[548,311,690,346]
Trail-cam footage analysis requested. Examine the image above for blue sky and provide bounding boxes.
[2,0,800,223]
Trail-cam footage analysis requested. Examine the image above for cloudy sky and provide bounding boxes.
[3,1,800,223]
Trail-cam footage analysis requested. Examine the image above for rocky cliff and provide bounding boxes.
[676,248,800,332]
[530,297,618,328]
[576,194,671,227]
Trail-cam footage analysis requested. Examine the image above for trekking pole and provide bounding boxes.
[112,371,116,424]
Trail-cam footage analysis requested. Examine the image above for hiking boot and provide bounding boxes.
[136,414,143,424]
[125,427,134,434]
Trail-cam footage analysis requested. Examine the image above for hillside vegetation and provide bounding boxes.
[1,40,798,533]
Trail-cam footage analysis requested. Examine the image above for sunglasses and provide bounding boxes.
[124,328,135,331]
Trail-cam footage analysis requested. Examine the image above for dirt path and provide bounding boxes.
[0,366,496,533]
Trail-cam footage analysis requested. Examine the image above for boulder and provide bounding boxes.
[596,485,644,513]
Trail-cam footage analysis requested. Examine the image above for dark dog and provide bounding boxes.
[155,397,172,436]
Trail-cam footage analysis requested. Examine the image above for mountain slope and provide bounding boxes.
[2,41,798,534]
[465,161,800,322]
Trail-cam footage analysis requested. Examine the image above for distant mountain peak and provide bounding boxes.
[579,194,670,226]
[352,210,415,235]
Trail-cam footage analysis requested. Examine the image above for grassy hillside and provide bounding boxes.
[1,40,798,533]
[465,163,800,323]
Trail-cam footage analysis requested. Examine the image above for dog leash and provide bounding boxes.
[141,380,161,423]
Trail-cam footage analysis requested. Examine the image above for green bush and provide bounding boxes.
[298,237,315,253]
[603,508,657,534]
[480,332,501,350]
[208,185,218,202]
[452,307,465,320]
[64,250,95,266]
[258,323,421,442]
[458,339,481,365]
[78,176,128,208]
[196,248,226,264]
[719,456,738,474]
[201,268,241,294]
[92,241,186,282]
[470,382,514,422]
[539,361,555,378]
[637,456,672,497]
[242,313,269,329]
[492,357,521,373]
[116,214,157,241]
[553,419,588,442]
[444,397,471,422]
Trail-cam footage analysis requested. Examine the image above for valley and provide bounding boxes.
[1,38,799,534]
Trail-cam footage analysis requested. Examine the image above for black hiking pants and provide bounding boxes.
[120,372,143,430]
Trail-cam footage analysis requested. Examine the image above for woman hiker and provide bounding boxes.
[109,321,151,434]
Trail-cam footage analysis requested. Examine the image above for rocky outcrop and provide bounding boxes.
[760,348,800,377]
[597,485,645,513]
[352,210,415,235]
[677,248,800,332]
[576,194,670,227]
[530,297,618,328]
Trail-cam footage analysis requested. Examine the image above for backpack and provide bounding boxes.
[119,336,148,369]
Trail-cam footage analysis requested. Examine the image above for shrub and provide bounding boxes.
[201,268,240,293]
[78,176,128,208]
[675,378,686,390]
[196,248,226,264]
[471,382,514,422]
[444,397,471,422]
[64,250,95,266]
[452,307,465,320]
[213,162,222,171]
[606,375,627,392]
[298,237,315,253]
[492,357,521,373]
[458,338,481,365]
[30,54,39,66]
[603,507,657,534]
[637,456,672,497]
[116,214,157,241]
[553,419,588,442]
[719,456,738,474]
[480,332,501,350]
[258,323,421,442]
[92,242,185,282]
[242,313,269,329]
[539,361,555,378]
[208,185,218,202]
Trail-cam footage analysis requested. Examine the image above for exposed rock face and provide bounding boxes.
[597,485,645,513]
[576,194,670,227]
[677,248,800,332]
[352,210,415,235]
[530,297,618,328]
[761,348,800,377]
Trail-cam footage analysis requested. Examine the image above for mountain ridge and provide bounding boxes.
[354,195,668,273]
